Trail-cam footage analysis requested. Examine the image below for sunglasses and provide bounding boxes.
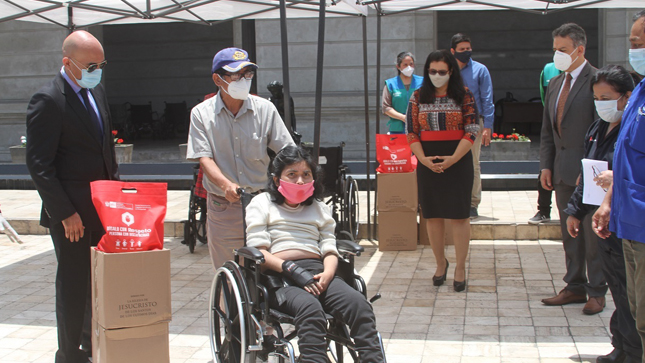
[428,69,449,76]
[70,58,107,73]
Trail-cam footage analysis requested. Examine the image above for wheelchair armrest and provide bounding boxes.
[336,239,363,256]
[236,246,265,264]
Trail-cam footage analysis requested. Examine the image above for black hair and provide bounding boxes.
[450,33,471,50]
[396,51,415,75]
[267,145,325,206]
[591,64,635,94]
[633,9,645,22]
[213,68,228,78]
[418,49,466,105]
[552,23,587,48]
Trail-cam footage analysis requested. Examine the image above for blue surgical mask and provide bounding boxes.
[69,59,103,89]
[629,48,645,76]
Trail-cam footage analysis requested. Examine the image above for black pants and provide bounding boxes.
[50,223,102,363]
[269,259,383,363]
[537,172,552,216]
[599,235,643,359]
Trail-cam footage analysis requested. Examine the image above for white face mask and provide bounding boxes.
[553,48,579,72]
[400,66,414,77]
[594,96,624,123]
[429,74,450,88]
[219,75,252,100]
[629,48,645,76]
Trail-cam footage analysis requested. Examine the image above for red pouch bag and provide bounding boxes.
[375,134,414,173]
[91,181,167,253]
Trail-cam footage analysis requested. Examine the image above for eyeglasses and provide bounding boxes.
[70,58,107,73]
[224,70,255,81]
[428,69,449,76]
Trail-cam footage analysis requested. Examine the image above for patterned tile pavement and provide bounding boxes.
[0,233,615,363]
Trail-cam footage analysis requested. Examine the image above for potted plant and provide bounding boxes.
[112,131,133,164]
[9,136,27,164]
[489,130,531,161]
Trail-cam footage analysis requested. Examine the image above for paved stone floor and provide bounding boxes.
[0,234,614,363]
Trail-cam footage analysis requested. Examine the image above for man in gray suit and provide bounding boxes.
[539,23,607,315]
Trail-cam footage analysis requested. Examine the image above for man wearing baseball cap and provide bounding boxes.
[186,47,294,268]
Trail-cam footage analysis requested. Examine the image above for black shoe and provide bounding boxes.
[454,280,466,292]
[469,207,478,219]
[433,259,449,286]
[257,334,278,361]
[597,348,626,363]
[528,212,550,225]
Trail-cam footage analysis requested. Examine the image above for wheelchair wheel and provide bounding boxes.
[210,262,255,363]
[185,187,207,253]
[343,176,360,241]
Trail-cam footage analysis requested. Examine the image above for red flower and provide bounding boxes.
[117,138,124,144]
[499,134,504,139]
[112,130,118,136]
[506,135,513,139]
[492,133,498,138]
[513,134,519,140]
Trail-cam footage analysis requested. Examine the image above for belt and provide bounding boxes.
[420,130,465,141]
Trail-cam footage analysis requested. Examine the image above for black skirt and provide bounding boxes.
[417,140,474,219]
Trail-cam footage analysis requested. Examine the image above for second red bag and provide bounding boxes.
[91,181,167,253]
[375,134,414,173]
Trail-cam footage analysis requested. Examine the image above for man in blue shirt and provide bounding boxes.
[451,33,494,218]
[594,10,645,363]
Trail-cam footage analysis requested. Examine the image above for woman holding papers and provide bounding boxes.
[564,65,642,363]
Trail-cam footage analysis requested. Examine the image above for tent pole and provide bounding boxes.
[362,14,371,241]
[312,0,325,164]
[279,0,293,135]
[373,7,381,239]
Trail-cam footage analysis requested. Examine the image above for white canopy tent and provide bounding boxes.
[0,0,367,28]
[365,0,644,15]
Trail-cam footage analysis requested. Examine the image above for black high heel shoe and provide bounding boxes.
[433,259,449,286]
[453,280,466,292]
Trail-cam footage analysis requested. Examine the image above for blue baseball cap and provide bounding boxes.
[211,47,258,74]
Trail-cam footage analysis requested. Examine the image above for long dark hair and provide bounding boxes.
[591,64,636,94]
[267,145,325,206]
[418,49,466,105]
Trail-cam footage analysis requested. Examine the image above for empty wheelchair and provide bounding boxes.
[182,165,208,253]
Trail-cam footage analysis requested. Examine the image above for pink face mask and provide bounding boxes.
[278,180,315,205]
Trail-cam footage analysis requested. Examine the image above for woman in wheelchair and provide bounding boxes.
[244,145,384,363]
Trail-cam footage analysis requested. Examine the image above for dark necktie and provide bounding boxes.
[80,88,104,144]
[556,73,573,135]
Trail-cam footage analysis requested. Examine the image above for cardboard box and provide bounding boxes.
[378,211,417,251]
[376,171,418,212]
[92,248,172,329]
[93,320,169,363]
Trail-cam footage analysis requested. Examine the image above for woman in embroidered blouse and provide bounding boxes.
[244,145,384,363]
[407,49,480,292]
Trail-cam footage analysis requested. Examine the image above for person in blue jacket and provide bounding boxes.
[593,10,645,363]
[565,65,640,363]
[382,51,424,134]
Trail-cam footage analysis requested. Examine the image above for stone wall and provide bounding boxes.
[254,12,438,159]
[600,8,642,69]
[0,21,67,162]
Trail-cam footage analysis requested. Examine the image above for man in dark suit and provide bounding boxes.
[539,23,607,315]
[26,30,118,363]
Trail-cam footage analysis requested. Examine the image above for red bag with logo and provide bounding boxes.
[91,181,167,253]
[375,134,416,173]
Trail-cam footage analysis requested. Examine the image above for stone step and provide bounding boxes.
[5,218,562,242]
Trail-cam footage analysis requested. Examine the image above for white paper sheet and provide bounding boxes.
[582,158,609,206]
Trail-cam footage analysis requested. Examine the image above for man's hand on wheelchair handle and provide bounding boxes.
[281,260,319,295]
[224,182,241,203]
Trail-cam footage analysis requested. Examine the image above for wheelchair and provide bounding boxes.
[209,190,384,363]
[318,143,360,241]
[182,165,208,253]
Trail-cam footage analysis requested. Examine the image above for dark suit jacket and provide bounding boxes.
[26,72,119,231]
[540,61,598,187]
